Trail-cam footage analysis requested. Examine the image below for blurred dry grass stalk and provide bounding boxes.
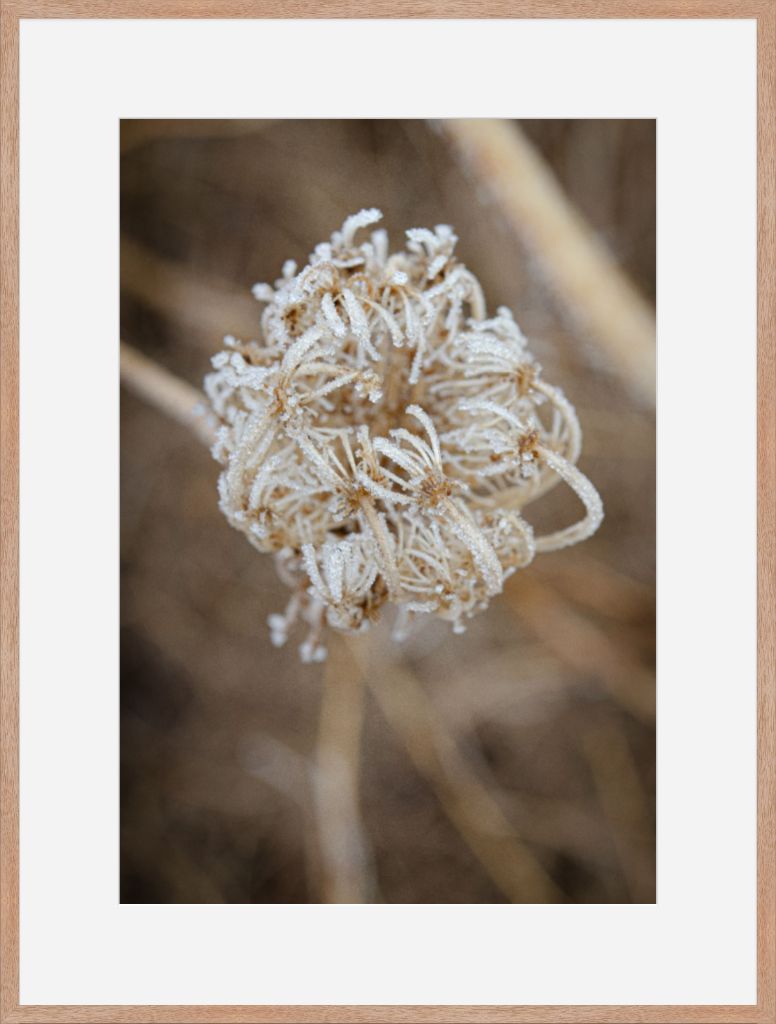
[120,118,655,904]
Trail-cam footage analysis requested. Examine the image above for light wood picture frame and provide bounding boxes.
[0,3,773,1022]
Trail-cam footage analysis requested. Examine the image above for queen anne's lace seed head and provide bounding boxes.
[205,210,603,661]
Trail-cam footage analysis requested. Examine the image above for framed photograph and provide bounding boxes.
[1,4,773,1023]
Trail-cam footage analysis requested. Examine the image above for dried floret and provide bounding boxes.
[205,210,603,659]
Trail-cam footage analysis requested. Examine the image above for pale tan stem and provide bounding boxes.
[313,640,376,903]
[120,341,216,446]
[344,634,561,904]
[438,119,656,407]
[121,237,259,343]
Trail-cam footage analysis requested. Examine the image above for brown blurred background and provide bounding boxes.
[120,119,655,904]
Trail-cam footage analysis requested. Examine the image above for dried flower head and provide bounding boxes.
[205,209,603,661]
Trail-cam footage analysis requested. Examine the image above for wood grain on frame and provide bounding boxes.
[0,3,773,1023]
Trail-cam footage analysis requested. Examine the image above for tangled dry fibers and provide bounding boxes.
[205,210,603,661]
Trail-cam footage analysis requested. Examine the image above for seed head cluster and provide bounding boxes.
[205,210,603,661]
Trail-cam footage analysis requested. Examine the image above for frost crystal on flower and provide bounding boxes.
[205,210,603,660]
